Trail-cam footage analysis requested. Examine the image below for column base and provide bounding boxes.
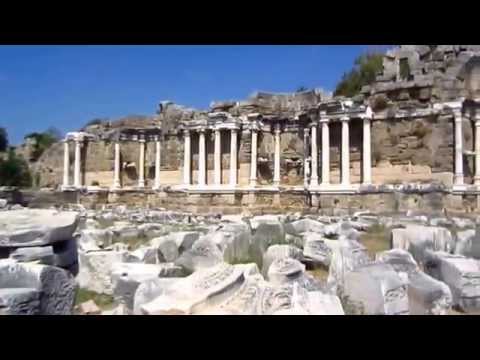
[309,178,319,187]
[249,179,257,187]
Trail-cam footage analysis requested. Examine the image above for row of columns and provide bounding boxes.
[63,137,163,189]
[183,128,240,187]
[309,117,372,187]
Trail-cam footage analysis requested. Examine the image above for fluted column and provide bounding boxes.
[198,129,206,186]
[320,118,330,186]
[154,136,161,189]
[363,117,372,185]
[475,117,480,186]
[229,129,238,186]
[454,109,464,186]
[113,141,121,189]
[138,138,145,188]
[183,130,191,185]
[341,116,350,185]
[250,129,258,187]
[214,129,221,185]
[74,138,82,188]
[63,140,70,187]
[273,123,281,186]
[303,130,309,188]
[310,124,319,187]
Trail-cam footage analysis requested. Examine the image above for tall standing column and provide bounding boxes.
[475,117,480,186]
[198,129,206,186]
[138,138,145,188]
[310,124,319,187]
[183,130,191,185]
[113,141,121,189]
[303,130,309,188]
[273,124,281,186]
[454,109,464,186]
[250,129,258,187]
[74,138,82,188]
[229,129,238,186]
[321,119,330,186]
[341,117,350,186]
[214,129,222,185]
[154,136,161,189]
[63,140,70,187]
[363,117,372,185]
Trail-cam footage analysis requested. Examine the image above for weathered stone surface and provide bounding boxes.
[140,263,247,315]
[407,270,452,315]
[151,236,179,263]
[327,239,371,292]
[284,219,325,236]
[111,262,184,310]
[0,259,76,315]
[111,222,143,241]
[425,252,480,312]
[127,246,158,264]
[174,237,223,274]
[343,263,409,315]
[133,277,182,315]
[455,229,480,259]
[0,209,79,247]
[213,222,251,264]
[250,221,286,268]
[391,225,454,264]
[376,249,419,276]
[262,244,303,277]
[267,258,306,285]
[78,229,114,252]
[303,233,335,267]
[169,231,200,252]
[0,199,7,208]
[77,300,101,315]
[77,250,127,295]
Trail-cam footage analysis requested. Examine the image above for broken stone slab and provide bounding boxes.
[455,229,480,259]
[262,244,303,277]
[391,225,454,265]
[138,223,167,239]
[140,263,247,315]
[111,262,184,310]
[76,250,128,295]
[213,222,252,264]
[302,233,335,267]
[452,217,475,229]
[0,199,7,209]
[0,259,76,315]
[78,229,114,251]
[169,231,200,252]
[425,252,480,312]
[9,246,55,264]
[250,221,286,268]
[151,236,179,263]
[0,209,79,248]
[376,249,419,277]
[407,270,452,315]
[133,277,182,315]
[102,303,130,315]
[174,237,223,274]
[267,257,306,285]
[250,215,285,231]
[84,219,102,230]
[111,222,143,241]
[327,239,372,293]
[343,262,409,315]
[127,246,158,264]
[284,219,325,236]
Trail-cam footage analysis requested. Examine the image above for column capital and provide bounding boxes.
[340,116,350,122]
[198,128,207,134]
[273,123,281,134]
[183,129,191,137]
[319,118,330,124]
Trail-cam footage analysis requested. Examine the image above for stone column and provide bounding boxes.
[198,129,206,186]
[303,130,309,188]
[113,141,121,189]
[310,124,319,187]
[273,123,281,186]
[74,138,82,188]
[214,129,221,185]
[138,138,146,188]
[154,137,161,189]
[363,117,372,185]
[320,119,330,186]
[250,129,258,187]
[454,109,464,186]
[230,129,238,186]
[63,140,70,187]
[475,117,480,186]
[183,130,191,185]
[341,116,350,186]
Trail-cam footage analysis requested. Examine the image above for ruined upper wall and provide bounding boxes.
[362,45,480,112]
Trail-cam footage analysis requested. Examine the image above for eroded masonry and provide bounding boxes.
[32,45,480,212]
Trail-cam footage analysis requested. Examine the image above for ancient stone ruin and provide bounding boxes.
[3,45,480,315]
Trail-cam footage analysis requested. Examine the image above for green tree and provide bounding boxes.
[334,52,384,97]
[24,128,61,161]
[0,127,8,152]
[0,149,32,187]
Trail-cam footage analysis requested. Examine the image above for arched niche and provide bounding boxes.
[459,56,480,100]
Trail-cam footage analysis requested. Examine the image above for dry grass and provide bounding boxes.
[359,223,391,257]
[307,266,329,282]
[74,288,115,312]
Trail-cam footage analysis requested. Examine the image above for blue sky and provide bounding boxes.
[0,45,383,145]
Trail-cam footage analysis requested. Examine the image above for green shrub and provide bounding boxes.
[0,150,32,187]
